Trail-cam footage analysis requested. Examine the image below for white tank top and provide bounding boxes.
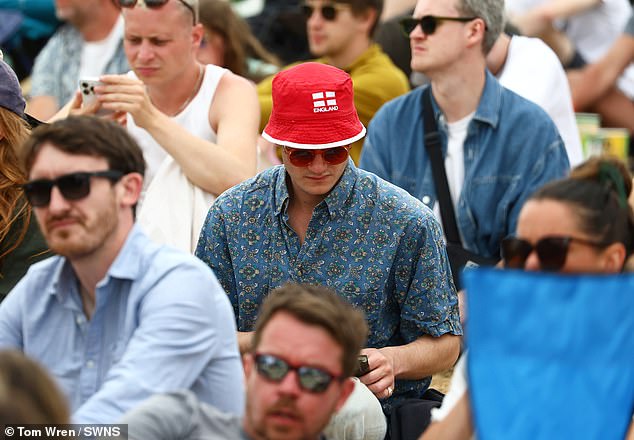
[126,64,227,187]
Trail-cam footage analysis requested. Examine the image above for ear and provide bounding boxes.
[465,17,486,51]
[601,242,627,273]
[192,23,204,48]
[334,377,356,412]
[356,7,378,36]
[243,352,254,377]
[117,172,143,208]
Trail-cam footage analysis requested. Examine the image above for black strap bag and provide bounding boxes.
[421,88,498,289]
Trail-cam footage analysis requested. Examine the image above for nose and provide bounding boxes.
[137,40,155,62]
[277,370,302,396]
[47,185,71,214]
[307,152,328,173]
[307,6,324,26]
[523,251,540,272]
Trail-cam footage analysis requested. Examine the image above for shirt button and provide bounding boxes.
[76,316,84,325]
[422,196,431,205]
[86,360,95,368]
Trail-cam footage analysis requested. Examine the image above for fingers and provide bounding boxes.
[358,348,395,399]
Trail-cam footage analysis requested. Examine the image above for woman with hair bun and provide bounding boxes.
[503,155,634,273]
[422,155,634,440]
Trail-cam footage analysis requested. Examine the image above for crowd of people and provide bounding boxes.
[1,0,634,438]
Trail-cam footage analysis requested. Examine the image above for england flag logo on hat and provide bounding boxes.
[313,91,338,113]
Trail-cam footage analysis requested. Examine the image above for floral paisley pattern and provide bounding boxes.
[195,161,462,411]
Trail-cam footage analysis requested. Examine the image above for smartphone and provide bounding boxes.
[355,354,370,377]
[78,78,112,116]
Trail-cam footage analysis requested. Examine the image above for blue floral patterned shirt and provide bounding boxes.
[195,161,462,411]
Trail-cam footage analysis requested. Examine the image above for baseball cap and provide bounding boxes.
[262,62,366,149]
[0,58,26,117]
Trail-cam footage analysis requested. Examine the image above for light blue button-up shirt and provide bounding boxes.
[0,225,244,423]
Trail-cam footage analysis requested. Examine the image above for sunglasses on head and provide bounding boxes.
[116,0,196,25]
[399,15,478,37]
[22,171,124,208]
[301,2,350,21]
[501,235,610,271]
[254,353,342,393]
[283,146,350,167]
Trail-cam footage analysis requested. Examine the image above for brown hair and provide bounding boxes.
[251,283,368,377]
[0,107,32,265]
[21,116,146,178]
[198,0,280,81]
[337,0,383,37]
[0,350,70,424]
[530,155,634,265]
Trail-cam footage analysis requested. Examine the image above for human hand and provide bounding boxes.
[96,74,157,128]
[358,347,396,400]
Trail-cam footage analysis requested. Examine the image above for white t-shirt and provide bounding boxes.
[506,0,634,98]
[78,15,124,80]
[433,112,473,239]
[497,36,583,166]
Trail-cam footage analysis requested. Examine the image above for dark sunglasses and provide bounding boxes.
[22,171,124,208]
[116,0,196,25]
[399,15,478,37]
[284,146,350,167]
[254,353,342,393]
[301,3,350,21]
[501,235,611,271]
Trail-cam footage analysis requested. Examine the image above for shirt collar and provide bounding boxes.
[428,69,502,129]
[273,160,358,220]
[473,69,502,128]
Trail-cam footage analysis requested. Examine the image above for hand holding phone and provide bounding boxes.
[355,354,370,377]
[79,78,113,116]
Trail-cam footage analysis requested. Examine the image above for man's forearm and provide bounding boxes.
[382,334,461,380]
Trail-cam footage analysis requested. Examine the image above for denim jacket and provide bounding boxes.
[360,70,570,258]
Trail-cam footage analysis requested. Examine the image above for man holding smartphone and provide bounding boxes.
[71,0,260,252]
[196,62,461,437]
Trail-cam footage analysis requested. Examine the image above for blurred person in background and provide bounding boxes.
[0,350,70,424]
[197,0,280,82]
[26,0,127,120]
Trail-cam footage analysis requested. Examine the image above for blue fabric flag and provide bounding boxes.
[464,268,634,440]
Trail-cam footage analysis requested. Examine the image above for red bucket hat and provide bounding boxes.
[262,62,366,149]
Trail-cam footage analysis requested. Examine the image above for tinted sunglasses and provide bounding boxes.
[254,353,342,393]
[284,146,350,167]
[501,235,610,271]
[399,15,478,37]
[116,0,196,25]
[22,171,124,208]
[301,2,350,21]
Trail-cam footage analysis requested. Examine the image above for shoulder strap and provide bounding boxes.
[422,87,462,245]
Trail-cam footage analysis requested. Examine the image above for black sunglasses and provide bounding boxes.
[399,15,478,37]
[116,0,196,25]
[254,353,343,393]
[501,235,611,271]
[301,3,350,21]
[22,171,124,208]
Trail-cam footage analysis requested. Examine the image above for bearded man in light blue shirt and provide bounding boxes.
[0,116,244,423]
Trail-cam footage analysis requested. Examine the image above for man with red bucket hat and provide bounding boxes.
[196,62,461,436]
